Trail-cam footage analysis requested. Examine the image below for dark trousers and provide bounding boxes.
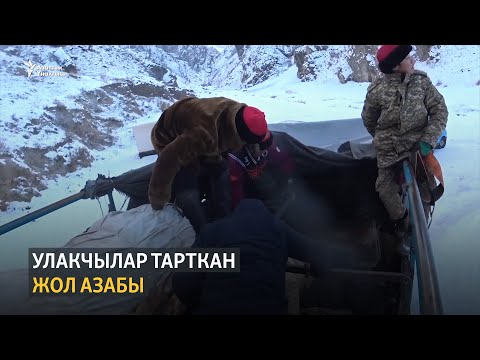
[172,161,230,234]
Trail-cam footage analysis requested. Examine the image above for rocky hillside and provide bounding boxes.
[0,45,196,211]
[210,45,437,87]
[0,45,472,211]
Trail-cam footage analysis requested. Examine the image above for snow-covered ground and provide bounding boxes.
[0,45,479,314]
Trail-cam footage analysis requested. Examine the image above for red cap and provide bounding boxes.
[242,106,267,137]
[377,45,400,62]
[376,45,412,74]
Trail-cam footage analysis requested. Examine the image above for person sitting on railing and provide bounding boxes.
[361,45,448,237]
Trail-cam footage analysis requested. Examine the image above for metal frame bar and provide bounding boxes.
[0,191,85,236]
[0,180,118,237]
[402,160,443,315]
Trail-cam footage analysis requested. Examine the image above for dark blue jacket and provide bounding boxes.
[173,199,291,315]
[173,199,327,314]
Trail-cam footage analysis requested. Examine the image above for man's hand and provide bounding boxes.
[151,203,165,211]
[419,141,433,157]
[149,188,169,210]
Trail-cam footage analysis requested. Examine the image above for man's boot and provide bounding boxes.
[393,210,411,256]
[382,209,409,235]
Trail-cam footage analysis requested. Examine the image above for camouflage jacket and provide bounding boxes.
[361,70,448,168]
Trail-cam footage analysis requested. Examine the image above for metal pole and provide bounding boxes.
[0,190,86,236]
[402,160,443,315]
[107,192,116,212]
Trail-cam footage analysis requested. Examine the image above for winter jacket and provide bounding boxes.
[172,199,289,314]
[227,138,296,210]
[149,97,247,209]
[172,198,327,314]
[361,70,448,168]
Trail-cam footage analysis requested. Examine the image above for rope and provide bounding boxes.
[428,204,435,229]
[417,152,429,179]
[119,194,129,211]
[413,150,418,177]
[96,197,104,217]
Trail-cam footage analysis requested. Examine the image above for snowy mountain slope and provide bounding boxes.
[0,45,478,212]
[0,45,196,211]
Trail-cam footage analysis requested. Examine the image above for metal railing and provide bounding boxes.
[402,160,443,315]
[0,180,117,237]
[0,191,86,236]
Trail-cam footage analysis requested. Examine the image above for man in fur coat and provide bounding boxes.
[149,97,272,227]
